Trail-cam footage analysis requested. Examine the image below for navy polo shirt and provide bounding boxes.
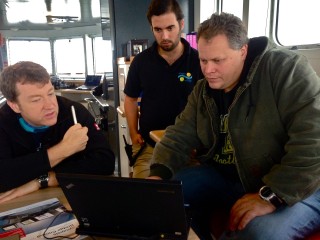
[124,38,203,145]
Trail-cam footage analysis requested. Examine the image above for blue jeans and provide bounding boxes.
[174,165,320,240]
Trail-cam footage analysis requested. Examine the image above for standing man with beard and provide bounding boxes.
[124,0,203,178]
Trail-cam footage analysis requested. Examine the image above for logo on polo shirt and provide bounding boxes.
[178,72,192,83]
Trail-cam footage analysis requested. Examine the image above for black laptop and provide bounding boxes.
[56,173,190,240]
[76,75,102,90]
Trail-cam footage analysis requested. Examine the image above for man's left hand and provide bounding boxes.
[0,171,59,204]
[0,180,40,204]
[229,193,276,231]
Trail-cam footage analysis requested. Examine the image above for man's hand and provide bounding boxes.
[0,180,39,204]
[47,124,88,167]
[228,193,276,231]
[131,133,144,145]
[0,171,59,204]
[61,123,89,155]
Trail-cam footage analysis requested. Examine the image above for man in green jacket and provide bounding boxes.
[149,13,320,239]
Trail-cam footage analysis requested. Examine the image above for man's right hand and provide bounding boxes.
[47,123,88,167]
[131,132,144,145]
[62,123,88,154]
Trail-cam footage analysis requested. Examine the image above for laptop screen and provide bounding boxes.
[85,75,101,86]
[57,174,190,240]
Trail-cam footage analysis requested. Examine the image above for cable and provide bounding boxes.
[42,211,79,240]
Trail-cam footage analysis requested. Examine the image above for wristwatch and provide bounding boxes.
[259,186,284,208]
[37,173,49,189]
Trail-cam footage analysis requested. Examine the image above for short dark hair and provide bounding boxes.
[197,12,249,50]
[147,0,184,25]
[0,61,50,102]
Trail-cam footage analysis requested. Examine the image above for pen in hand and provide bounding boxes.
[71,105,77,124]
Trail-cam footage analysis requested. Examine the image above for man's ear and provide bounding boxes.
[241,44,248,60]
[7,100,21,113]
[180,19,185,31]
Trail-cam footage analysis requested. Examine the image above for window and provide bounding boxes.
[221,0,243,19]
[94,37,113,74]
[8,40,52,73]
[248,0,270,38]
[199,0,320,47]
[200,0,268,38]
[6,37,112,77]
[50,0,80,19]
[6,1,47,23]
[200,0,216,23]
[6,0,80,24]
[277,0,320,46]
[91,0,102,18]
[54,38,85,76]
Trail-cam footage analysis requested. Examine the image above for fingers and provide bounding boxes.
[47,125,89,165]
[0,180,39,204]
[229,194,255,231]
[131,133,144,145]
[229,203,256,230]
[138,137,145,145]
[229,193,275,231]
[0,173,59,204]
[63,124,89,153]
[0,189,15,201]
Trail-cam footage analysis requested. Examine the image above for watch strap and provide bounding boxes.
[268,193,283,208]
[259,186,284,208]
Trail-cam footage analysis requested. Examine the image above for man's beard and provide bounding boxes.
[159,33,181,52]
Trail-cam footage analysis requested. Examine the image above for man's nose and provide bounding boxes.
[43,97,54,108]
[161,30,170,39]
[204,62,217,74]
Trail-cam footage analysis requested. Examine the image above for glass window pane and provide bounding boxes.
[50,0,80,19]
[222,0,243,19]
[55,38,85,76]
[5,0,81,24]
[6,0,47,23]
[8,40,52,74]
[94,37,113,74]
[200,0,216,22]
[248,0,270,38]
[92,0,101,18]
[277,0,320,46]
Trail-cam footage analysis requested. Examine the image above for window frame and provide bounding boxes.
[274,0,320,49]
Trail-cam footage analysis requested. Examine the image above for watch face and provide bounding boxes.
[260,186,272,197]
[39,175,47,181]
[38,174,49,188]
